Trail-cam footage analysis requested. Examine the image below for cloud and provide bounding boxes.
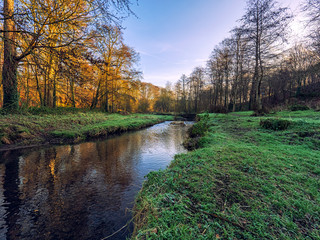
[156,42,175,53]
[194,58,207,64]
[173,58,207,66]
[174,59,189,65]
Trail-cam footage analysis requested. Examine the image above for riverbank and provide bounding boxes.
[132,110,320,239]
[0,111,173,151]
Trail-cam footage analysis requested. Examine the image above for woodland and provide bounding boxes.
[1,1,320,239]
[0,0,320,113]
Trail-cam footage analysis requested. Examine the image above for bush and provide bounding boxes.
[290,104,309,111]
[212,106,228,113]
[251,107,270,117]
[183,137,201,150]
[260,118,292,131]
[188,113,209,138]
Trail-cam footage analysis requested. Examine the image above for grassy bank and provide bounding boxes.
[0,110,173,150]
[132,110,320,239]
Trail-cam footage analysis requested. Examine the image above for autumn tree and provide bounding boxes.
[1,0,133,111]
[154,83,174,113]
[2,0,17,110]
[88,24,140,112]
[138,82,154,113]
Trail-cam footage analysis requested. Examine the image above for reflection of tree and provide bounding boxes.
[96,134,142,186]
[2,151,22,240]
[17,146,92,239]
[0,122,190,239]
[0,165,6,240]
[12,137,139,239]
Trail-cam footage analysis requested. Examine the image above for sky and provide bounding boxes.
[122,0,304,87]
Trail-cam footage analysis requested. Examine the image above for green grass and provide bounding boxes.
[0,111,173,147]
[132,110,320,240]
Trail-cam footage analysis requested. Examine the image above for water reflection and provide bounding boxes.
[0,121,190,240]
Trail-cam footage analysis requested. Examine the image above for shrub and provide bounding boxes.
[183,137,201,150]
[260,118,292,131]
[251,107,270,117]
[189,113,209,138]
[290,104,309,111]
[212,106,228,113]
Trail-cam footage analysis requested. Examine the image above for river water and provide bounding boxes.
[0,121,191,240]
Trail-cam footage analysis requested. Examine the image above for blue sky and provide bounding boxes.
[123,0,303,87]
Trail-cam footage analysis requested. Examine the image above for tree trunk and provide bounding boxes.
[34,65,43,106]
[91,79,101,109]
[104,92,109,112]
[104,72,109,112]
[2,0,19,111]
[70,78,76,107]
[53,77,57,108]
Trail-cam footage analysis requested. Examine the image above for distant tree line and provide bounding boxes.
[171,0,320,113]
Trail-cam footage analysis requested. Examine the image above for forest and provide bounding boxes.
[0,0,319,113]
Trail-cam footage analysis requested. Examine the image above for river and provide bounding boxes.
[0,121,191,240]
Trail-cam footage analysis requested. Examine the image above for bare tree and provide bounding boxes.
[241,0,292,111]
[303,0,320,58]
[189,67,205,113]
[229,27,249,111]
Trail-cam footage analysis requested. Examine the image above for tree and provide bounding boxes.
[229,28,249,111]
[175,74,188,113]
[286,44,316,97]
[1,0,133,111]
[207,46,228,111]
[154,83,174,113]
[189,67,205,113]
[241,0,292,111]
[303,0,320,58]
[2,0,18,110]
[137,98,150,112]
